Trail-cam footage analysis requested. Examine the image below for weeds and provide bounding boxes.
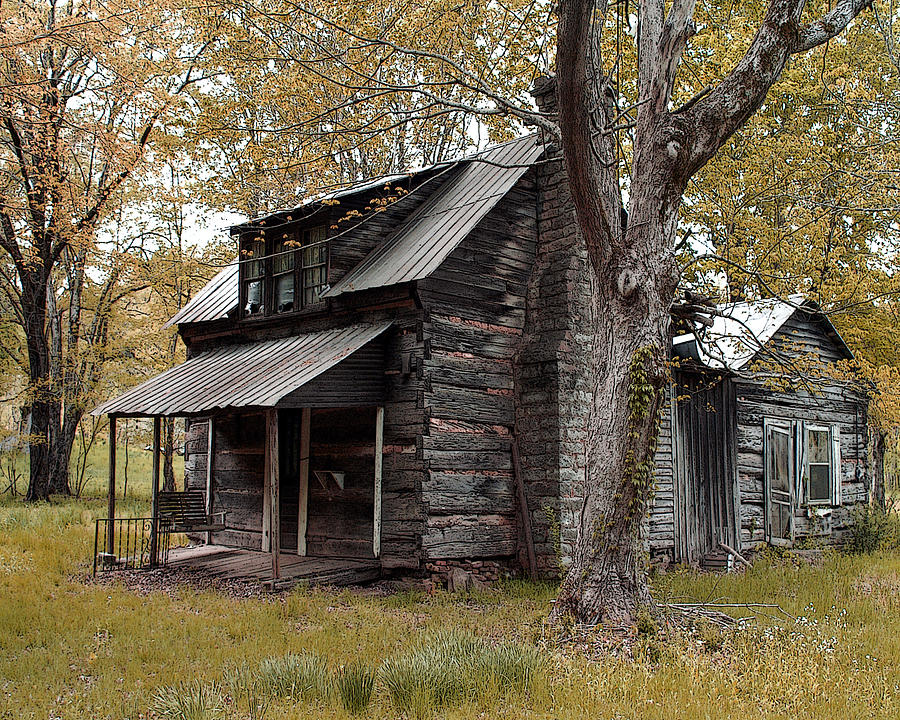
[255,652,329,700]
[150,681,224,720]
[335,662,375,715]
[846,503,900,554]
[378,629,543,714]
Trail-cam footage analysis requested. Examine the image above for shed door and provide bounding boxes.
[765,423,794,545]
[673,373,740,564]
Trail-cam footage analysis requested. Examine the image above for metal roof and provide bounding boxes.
[672,295,852,371]
[93,322,391,417]
[163,262,239,328]
[322,134,543,298]
[164,134,543,326]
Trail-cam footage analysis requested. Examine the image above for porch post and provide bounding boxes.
[297,407,310,556]
[206,416,215,545]
[373,405,384,558]
[150,416,161,566]
[265,409,281,579]
[106,415,117,557]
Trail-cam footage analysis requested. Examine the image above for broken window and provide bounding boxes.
[765,419,843,545]
[242,237,265,316]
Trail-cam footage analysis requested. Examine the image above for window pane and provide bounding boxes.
[770,431,790,493]
[245,239,265,279]
[808,429,830,464]
[808,464,830,502]
[245,280,263,315]
[273,240,295,274]
[275,274,294,313]
[303,266,326,305]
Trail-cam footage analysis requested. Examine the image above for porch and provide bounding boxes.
[90,323,393,584]
[166,545,382,588]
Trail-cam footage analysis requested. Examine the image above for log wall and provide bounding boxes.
[417,176,538,566]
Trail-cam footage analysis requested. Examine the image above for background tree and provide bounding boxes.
[0,0,209,500]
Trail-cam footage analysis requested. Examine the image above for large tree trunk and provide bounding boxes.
[163,417,176,492]
[872,429,886,511]
[552,231,675,626]
[23,276,52,502]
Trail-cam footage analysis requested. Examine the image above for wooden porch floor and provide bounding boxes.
[165,545,382,588]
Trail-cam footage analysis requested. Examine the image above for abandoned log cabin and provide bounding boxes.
[94,133,871,583]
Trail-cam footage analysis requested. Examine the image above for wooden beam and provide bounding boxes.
[373,405,384,558]
[206,417,215,545]
[297,407,310,556]
[265,409,281,579]
[150,417,161,566]
[107,416,117,557]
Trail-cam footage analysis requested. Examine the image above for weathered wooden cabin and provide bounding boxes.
[649,297,871,568]
[94,131,870,584]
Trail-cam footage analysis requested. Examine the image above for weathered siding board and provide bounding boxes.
[767,312,850,366]
[649,387,675,553]
[185,412,266,551]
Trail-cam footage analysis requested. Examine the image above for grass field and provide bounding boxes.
[1,479,899,718]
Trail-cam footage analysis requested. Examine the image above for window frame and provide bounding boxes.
[804,423,834,506]
[239,225,329,320]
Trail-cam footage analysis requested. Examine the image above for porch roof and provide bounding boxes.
[92,322,391,417]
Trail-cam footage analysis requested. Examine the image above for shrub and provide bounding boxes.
[846,504,900,554]
[256,652,329,700]
[335,662,376,715]
[150,680,224,720]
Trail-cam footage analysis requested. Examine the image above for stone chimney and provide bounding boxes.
[513,73,594,576]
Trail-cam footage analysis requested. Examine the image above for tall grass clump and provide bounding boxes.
[378,629,543,714]
[150,680,224,720]
[255,652,329,700]
[335,661,376,715]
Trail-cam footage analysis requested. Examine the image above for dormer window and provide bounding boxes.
[240,226,329,319]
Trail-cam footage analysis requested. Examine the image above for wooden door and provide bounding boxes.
[673,372,740,564]
[764,422,794,545]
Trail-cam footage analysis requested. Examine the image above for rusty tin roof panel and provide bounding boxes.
[321,134,543,298]
[93,322,392,417]
[163,261,239,328]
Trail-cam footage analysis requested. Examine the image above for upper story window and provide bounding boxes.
[240,226,328,318]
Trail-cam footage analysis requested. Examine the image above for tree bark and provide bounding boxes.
[549,0,871,627]
[22,274,52,502]
[872,429,886,511]
[163,416,176,492]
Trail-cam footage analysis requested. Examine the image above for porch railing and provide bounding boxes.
[93,516,173,575]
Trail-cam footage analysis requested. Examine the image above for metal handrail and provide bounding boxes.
[92,516,173,575]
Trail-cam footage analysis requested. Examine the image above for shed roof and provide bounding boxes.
[92,322,391,417]
[672,295,852,371]
[163,262,239,328]
[166,134,544,326]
